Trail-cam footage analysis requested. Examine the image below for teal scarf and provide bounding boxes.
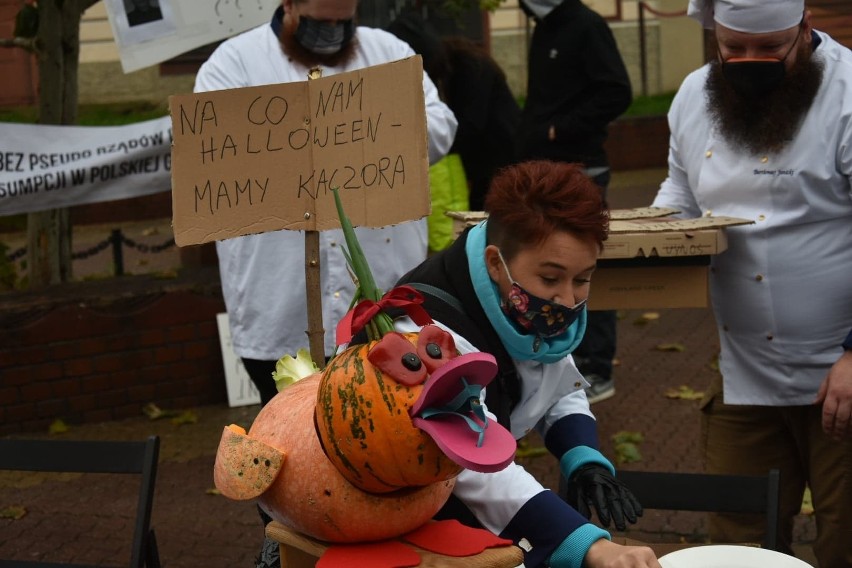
[465,221,587,363]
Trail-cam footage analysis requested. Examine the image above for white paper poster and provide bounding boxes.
[216,312,262,408]
[104,0,281,73]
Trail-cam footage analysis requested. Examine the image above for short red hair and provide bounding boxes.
[484,160,609,259]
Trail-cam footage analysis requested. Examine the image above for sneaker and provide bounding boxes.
[585,374,615,404]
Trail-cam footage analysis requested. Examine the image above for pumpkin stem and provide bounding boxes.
[331,186,395,342]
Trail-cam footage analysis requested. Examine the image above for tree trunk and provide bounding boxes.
[26,0,87,287]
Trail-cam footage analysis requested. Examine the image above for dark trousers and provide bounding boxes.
[701,375,852,566]
[572,310,617,379]
[573,169,616,380]
[241,358,278,407]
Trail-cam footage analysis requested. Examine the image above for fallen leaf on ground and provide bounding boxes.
[633,312,661,326]
[612,431,644,465]
[206,488,222,496]
[143,403,180,420]
[708,356,720,372]
[514,438,548,459]
[171,410,199,426]
[515,445,548,459]
[612,431,644,445]
[0,506,27,520]
[614,443,642,464]
[655,342,686,352]
[48,419,69,435]
[664,385,704,400]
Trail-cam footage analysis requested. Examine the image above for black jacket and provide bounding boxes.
[517,0,632,168]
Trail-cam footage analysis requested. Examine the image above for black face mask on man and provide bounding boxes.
[295,16,354,55]
[719,24,802,99]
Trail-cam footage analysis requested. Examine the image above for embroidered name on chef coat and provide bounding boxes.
[753,168,796,176]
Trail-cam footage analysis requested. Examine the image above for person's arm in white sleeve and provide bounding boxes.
[651,77,702,218]
[194,41,248,94]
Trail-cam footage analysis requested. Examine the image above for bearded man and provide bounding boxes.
[194,5,456,564]
[652,1,852,565]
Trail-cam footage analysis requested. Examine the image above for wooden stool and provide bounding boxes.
[266,521,524,568]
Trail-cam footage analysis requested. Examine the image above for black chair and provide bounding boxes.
[0,435,161,568]
[561,468,781,551]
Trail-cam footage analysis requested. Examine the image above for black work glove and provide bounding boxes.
[566,464,643,531]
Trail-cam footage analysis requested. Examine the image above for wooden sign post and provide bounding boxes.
[304,67,324,367]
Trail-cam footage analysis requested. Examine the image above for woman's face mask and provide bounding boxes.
[497,250,586,339]
[720,24,802,98]
[295,15,354,55]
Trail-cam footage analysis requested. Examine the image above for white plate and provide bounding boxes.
[659,545,812,568]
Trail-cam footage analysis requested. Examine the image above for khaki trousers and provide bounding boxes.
[700,376,852,568]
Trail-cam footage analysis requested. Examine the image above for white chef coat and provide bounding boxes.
[195,22,458,360]
[653,31,852,405]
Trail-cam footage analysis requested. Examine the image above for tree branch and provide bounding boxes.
[0,37,36,51]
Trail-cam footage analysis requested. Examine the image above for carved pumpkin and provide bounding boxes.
[214,373,456,543]
[316,326,464,494]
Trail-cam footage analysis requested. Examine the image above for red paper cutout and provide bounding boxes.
[402,519,514,556]
[318,541,420,568]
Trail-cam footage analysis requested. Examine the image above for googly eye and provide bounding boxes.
[425,342,442,359]
[401,352,422,371]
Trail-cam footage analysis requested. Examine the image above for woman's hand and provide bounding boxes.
[584,538,662,568]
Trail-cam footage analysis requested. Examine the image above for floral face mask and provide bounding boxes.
[497,249,586,339]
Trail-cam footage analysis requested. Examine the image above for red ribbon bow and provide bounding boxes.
[336,285,434,346]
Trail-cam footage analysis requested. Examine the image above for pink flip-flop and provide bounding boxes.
[410,353,516,472]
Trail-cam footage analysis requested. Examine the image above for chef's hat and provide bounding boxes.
[687,0,804,33]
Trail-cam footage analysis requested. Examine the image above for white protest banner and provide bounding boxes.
[169,56,430,247]
[0,117,172,216]
[104,0,280,73]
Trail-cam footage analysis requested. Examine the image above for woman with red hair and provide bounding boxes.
[396,160,659,568]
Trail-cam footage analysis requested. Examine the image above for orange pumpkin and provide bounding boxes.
[215,373,456,543]
[315,326,463,494]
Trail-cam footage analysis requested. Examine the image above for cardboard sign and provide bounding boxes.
[169,56,430,246]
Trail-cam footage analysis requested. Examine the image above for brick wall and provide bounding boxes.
[0,270,229,435]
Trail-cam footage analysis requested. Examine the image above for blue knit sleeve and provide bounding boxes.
[499,489,609,568]
[548,524,611,568]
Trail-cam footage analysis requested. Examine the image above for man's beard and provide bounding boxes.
[705,43,823,155]
[279,15,358,69]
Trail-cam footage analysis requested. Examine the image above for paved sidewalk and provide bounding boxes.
[0,169,818,566]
